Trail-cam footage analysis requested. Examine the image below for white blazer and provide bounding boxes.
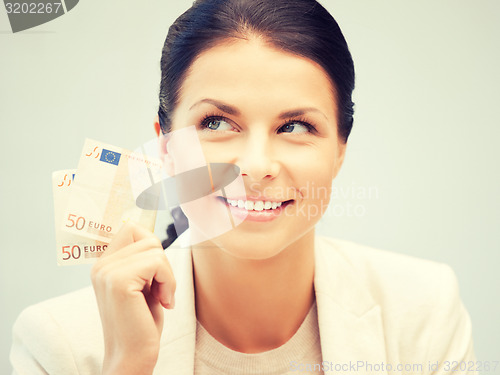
[10,236,475,374]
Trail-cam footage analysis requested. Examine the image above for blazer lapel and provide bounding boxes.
[155,246,197,375]
[314,237,388,374]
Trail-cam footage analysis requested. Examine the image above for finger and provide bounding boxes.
[91,235,175,300]
[97,248,176,305]
[104,222,158,256]
[150,265,176,309]
[135,249,176,307]
[108,237,175,279]
[145,281,165,331]
[92,236,162,279]
[150,279,174,310]
[99,236,164,265]
[94,245,166,287]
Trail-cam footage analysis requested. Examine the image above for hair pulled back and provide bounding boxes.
[158,0,355,143]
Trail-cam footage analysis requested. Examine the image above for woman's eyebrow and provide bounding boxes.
[189,98,240,116]
[189,98,328,121]
[278,108,328,121]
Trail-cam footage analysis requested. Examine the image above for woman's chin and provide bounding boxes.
[200,228,312,261]
[223,243,283,260]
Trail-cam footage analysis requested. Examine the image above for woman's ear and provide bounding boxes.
[332,142,347,179]
[154,115,175,176]
[154,115,162,137]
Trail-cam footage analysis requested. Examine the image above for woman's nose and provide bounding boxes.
[237,135,280,182]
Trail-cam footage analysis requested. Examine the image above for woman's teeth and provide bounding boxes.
[226,199,283,211]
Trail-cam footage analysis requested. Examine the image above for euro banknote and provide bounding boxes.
[52,170,109,265]
[54,139,164,265]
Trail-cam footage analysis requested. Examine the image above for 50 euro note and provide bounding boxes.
[55,139,164,265]
[53,170,109,265]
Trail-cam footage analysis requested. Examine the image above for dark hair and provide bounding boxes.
[162,207,188,249]
[158,0,355,143]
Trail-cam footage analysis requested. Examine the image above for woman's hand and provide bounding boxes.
[91,222,176,375]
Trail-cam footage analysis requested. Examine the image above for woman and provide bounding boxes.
[11,0,475,374]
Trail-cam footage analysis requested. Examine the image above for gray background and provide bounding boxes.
[1,0,499,373]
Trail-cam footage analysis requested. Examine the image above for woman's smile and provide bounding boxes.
[216,195,295,222]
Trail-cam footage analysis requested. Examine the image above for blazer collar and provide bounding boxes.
[156,237,388,374]
[314,236,388,373]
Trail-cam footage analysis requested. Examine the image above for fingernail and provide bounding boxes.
[164,294,175,309]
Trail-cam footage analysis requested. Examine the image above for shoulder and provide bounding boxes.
[11,286,103,375]
[315,236,475,365]
[14,286,101,337]
[315,235,464,316]
[316,235,457,301]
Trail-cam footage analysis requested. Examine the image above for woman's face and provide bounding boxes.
[166,38,346,259]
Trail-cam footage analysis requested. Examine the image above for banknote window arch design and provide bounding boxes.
[85,146,100,159]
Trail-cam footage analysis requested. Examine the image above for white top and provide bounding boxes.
[194,301,323,374]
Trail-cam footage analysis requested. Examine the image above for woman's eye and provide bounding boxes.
[278,122,311,134]
[201,117,234,131]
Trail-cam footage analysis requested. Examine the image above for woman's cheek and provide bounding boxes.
[199,139,240,164]
[292,157,334,220]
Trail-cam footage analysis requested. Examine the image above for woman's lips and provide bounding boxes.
[217,196,294,222]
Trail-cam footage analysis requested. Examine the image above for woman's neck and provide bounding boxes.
[191,230,316,353]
